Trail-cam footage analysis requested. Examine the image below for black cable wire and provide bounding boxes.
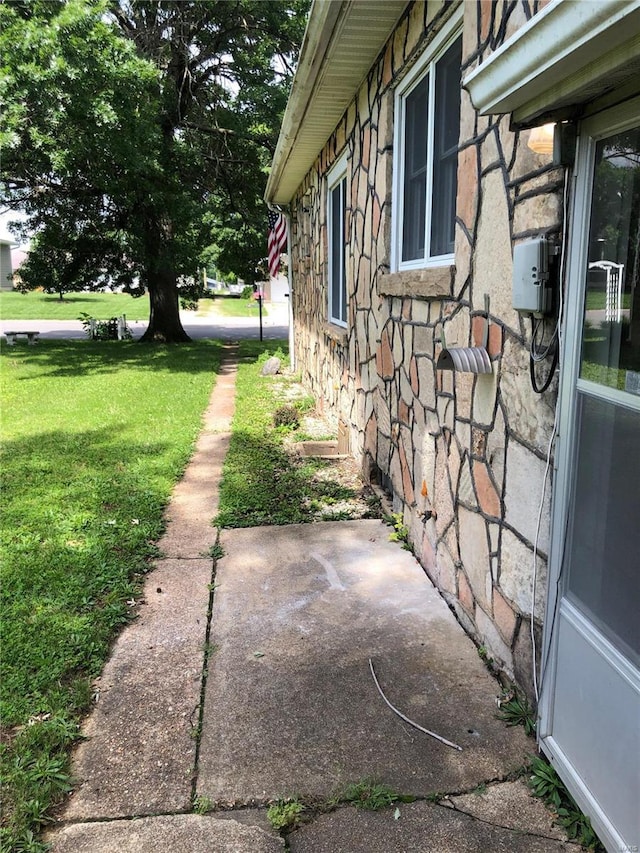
[530,316,559,394]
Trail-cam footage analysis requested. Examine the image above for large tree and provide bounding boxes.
[0,0,307,341]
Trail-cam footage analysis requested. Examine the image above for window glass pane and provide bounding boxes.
[431,37,461,256]
[402,75,429,262]
[329,177,346,324]
[580,127,640,393]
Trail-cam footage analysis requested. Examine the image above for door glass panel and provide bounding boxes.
[567,123,640,667]
[566,393,640,666]
[580,127,640,392]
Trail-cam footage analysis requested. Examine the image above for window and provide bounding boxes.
[327,151,348,326]
[393,24,462,271]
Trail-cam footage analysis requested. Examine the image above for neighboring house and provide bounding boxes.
[0,236,16,291]
[265,1,640,850]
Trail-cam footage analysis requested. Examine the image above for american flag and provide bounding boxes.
[267,209,287,278]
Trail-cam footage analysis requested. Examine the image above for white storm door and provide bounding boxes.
[540,100,640,853]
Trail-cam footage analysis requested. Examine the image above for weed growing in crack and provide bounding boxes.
[385,512,412,551]
[528,756,604,851]
[193,794,212,815]
[497,688,537,736]
[267,798,305,830]
[339,779,414,810]
[208,542,225,560]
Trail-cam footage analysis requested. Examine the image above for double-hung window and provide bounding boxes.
[393,23,462,271]
[327,151,348,327]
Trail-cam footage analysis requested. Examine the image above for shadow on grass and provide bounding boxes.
[1,338,223,379]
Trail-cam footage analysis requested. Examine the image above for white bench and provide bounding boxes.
[4,331,40,345]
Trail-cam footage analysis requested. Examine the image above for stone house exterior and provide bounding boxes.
[265,2,640,850]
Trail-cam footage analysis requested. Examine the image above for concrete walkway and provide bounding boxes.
[47,346,576,852]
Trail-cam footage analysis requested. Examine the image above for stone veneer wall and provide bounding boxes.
[289,0,560,695]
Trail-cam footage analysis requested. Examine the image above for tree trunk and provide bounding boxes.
[138,215,191,343]
[139,266,191,342]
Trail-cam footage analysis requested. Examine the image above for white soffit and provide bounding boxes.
[463,0,640,127]
[265,0,407,205]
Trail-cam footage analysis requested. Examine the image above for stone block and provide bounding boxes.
[377,326,394,379]
[512,616,543,702]
[504,441,551,553]
[454,371,474,421]
[458,569,475,615]
[509,135,544,183]
[473,370,498,428]
[457,144,478,228]
[436,541,457,594]
[473,460,501,518]
[457,453,475,506]
[500,337,556,453]
[413,323,434,356]
[454,225,472,295]
[475,604,514,677]
[434,436,454,533]
[417,357,436,409]
[458,506,490,609]
[493,587,518,644]
[486,403,506,494]
[513,192,561,237]
[473,169,520,332]
[406,2,423,57]
[420,430,437,499]
[499,528,547,622]
[480,126,500,171]
[437,395,454,431]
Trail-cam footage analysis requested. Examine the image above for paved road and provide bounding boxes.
[0,306,290,342]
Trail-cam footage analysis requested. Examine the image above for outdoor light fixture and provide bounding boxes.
[527,122,555,154]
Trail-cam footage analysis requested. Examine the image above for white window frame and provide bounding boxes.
[391,12,463,273]
[327,149,349,327]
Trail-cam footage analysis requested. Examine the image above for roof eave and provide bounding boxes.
[265,0,407,206]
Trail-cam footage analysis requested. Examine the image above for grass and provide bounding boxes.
[585,290,631,311]
[0,290,271,324]
[0,339,222,851]
[340,779,414,810]
[197,295,267,318]
[215,341,367,528]
[267,798,306,831]
[0,291,150,321]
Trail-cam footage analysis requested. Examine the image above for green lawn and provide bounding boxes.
[0,290,267,322]
[0,291,150,321]
[197,295,268,318]
[0,340,222,851]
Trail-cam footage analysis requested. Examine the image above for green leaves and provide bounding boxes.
[1,0,310,319]
[528,756,605,850]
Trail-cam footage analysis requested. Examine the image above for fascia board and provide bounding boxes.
[463,0,640,120]
[265,0,344,206]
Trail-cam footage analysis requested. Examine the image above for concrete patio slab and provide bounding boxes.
[49,814,284,853]
[448,778,567,840]
[287,801,576,853]
[63,557,212,820]
[197,519,533,805]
